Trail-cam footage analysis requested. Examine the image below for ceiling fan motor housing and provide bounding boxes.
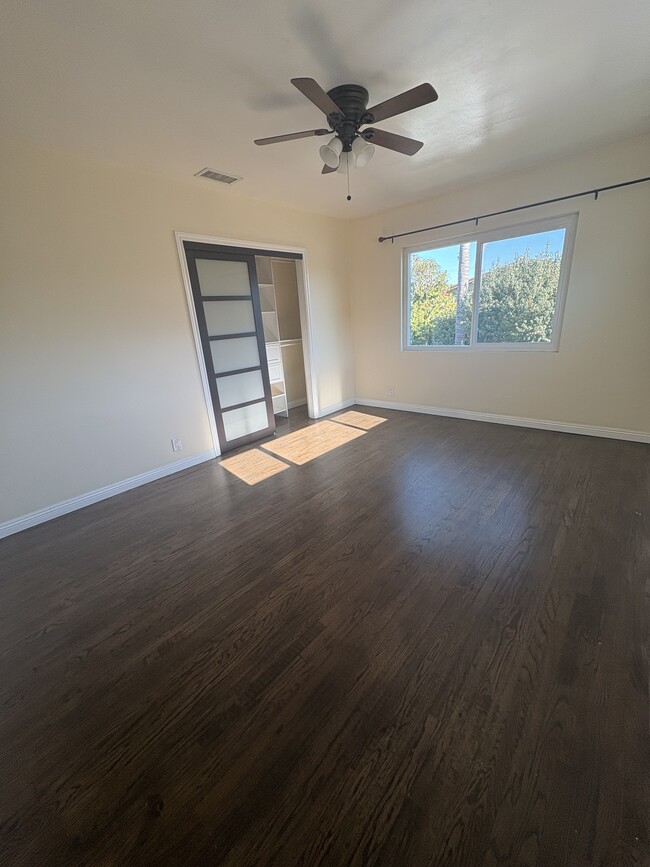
[327,85,372,150]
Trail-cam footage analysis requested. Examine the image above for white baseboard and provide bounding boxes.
[0,450,217,540]
[4,401,646,541]
[288,398,308,409]
[355,398,650,444]
[315,398,356,418]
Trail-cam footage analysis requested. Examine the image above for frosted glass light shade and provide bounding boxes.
[337,152,352,174]
[319,136,342,168]
[352,136,375,167]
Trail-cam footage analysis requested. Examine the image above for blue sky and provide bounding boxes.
[417,229,565,283]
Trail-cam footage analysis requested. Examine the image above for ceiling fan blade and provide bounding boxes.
[254,128,330,145]
[291,78,343,118]
[362,128,424,155]
[365,83,438,123]
[321,163,337,174]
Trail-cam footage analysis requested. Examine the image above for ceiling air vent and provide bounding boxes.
[194,167,242,185]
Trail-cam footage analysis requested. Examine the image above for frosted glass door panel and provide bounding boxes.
[216,370,265,408]
[210,336,260,374]
[222,401,268,442]
[203,300,255,336]
[196,258,251,296]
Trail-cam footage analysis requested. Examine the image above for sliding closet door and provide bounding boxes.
[184,244,275,452]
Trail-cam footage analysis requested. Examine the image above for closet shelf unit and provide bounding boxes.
[255,257,288,417]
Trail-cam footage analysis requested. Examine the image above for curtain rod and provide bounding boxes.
[377,176,650,243]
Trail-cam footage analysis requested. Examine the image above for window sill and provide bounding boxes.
[402,343,559,352]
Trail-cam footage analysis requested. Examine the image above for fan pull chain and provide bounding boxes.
[346,157,351,202]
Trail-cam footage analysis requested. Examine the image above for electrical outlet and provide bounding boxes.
[171,436,183,452]
[388,387,395,396]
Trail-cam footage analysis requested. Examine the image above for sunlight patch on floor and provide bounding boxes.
[261,420,365,465]
[219,449,290,485]
[331,411,388,431]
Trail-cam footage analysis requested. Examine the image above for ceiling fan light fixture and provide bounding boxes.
[319,136,342,168]
[255,78,437,200]
[337,151,353,174]
[352,136,375,167]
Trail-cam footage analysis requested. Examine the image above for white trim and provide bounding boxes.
[291,255,319,419]
[401,212,579,352]
[399,343,560,352]
[175,231,305,254]
[402,212,579,254]
[315,398,356,418]
[470,238,481,346]
[355,398,650,443]
[0,450,217,540]
[288,398,308,409]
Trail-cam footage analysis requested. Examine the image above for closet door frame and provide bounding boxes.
[175,233,318,456]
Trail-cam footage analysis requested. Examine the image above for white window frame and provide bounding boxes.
[401,212,579,352]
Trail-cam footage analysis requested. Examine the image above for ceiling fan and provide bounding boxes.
[254,78,438,184]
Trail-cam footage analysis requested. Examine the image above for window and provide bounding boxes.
[402,214,577,351]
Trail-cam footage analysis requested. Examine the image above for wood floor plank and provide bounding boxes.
[0,407,648,865]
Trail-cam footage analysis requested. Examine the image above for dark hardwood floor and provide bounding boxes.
[0,407,648,866]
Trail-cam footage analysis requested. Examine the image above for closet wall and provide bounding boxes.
[273,259,307,410]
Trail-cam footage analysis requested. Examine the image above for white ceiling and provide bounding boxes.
[2,0,649,218]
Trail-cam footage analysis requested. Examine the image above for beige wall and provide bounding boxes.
[2,133,648,530]
[349,134,650,435]
[0,139,354,525]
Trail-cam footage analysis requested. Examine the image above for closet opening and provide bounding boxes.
[176,234,317,456]
[256,255,308,420]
